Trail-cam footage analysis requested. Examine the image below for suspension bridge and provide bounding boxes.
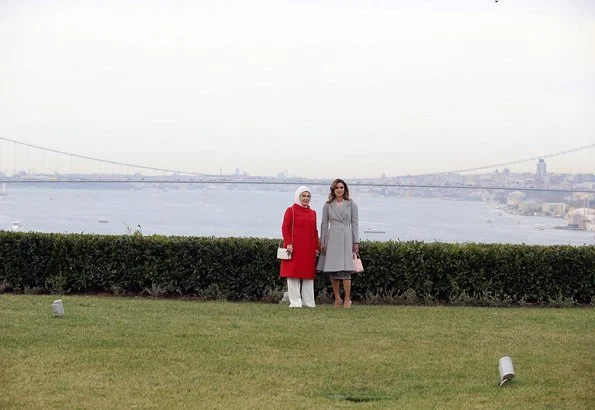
[0,137,594,194]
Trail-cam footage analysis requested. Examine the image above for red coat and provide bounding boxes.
[280,204,319,279]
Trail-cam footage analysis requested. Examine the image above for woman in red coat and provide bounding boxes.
[280,186,320,307]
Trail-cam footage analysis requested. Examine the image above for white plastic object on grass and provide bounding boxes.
[498,356,515,386]
[51,299,64,316]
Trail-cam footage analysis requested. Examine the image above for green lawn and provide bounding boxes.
[1,295,593,409]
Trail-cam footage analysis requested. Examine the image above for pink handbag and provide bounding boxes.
[353,253,364,273]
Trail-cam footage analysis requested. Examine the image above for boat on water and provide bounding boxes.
[10,221,22,231]
[97,219,109,223]
[535,223,553,230]
[364,228,386,234]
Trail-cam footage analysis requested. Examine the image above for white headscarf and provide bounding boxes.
[294,186,311,207]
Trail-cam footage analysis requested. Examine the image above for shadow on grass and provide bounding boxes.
[322,390,394,403]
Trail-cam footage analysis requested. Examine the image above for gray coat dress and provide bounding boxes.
[317,199,359,272]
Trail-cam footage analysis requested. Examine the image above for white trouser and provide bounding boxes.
[287,278,315,308]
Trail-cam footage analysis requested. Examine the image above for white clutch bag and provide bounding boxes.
[277,208,294,260]
[277,246,291,260]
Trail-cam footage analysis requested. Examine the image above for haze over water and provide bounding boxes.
[1,187,593,246]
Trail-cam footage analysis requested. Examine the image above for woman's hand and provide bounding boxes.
[353,243,359,253]
[287,244,293,255]
[315,250,320,257]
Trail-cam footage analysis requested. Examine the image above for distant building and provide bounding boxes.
[571,173,595,183]
[567,208,595,231]
[518,201,541,215]
[572,183,595,202]
[536,159,547,180]
[542,202,568,217]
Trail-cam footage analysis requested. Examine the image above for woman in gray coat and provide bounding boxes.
[318,178,359,308]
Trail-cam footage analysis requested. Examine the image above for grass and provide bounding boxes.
[0,295,593,409]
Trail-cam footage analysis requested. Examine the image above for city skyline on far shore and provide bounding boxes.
[1,145,594,182]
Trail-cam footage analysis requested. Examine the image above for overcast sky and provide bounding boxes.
[1,0,594,178]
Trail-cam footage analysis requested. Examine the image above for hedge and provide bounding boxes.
[0,231,593,305]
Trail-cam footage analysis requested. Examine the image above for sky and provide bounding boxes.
[1,0,594,178]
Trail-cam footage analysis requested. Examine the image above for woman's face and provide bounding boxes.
[300,191,311,206]
[333,183,345,199]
